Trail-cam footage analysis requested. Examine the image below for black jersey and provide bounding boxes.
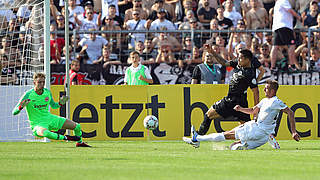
[227,61,258,98]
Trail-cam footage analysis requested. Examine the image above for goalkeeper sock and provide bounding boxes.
[196,133,226,142]
[43,130,65,140]
[197,115,212,135]
[74,123,83,143]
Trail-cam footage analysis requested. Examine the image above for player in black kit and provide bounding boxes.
[196,48,260,136]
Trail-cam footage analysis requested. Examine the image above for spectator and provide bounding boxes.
[192,46,203,63]
[49,24,64,64]
[101,16,122,49]
[123,10,148,49]
[188,17,205,48]
[93,45,121,68]
[179,35,194,66]
[142,38,157,62]
[64,59,92,85]
[309,47,320,71]
[78,28,108,64]
[310,14,320,37]
[197,0,217,29]
[294,47,308,71]
[216,5,233,30]
[262,0,275,14]
[74,9,101,39]
[191,51,225,84]
[124,51,153,85]
[246,0,269,29]
[151,27,182,52]
[270,0,302,72]
[60,45,75,64]
[258,43,271,68]
[264,31,273,46]
[205,19,219,45]
[50,0,59,23]
[224,0,242,27]
[303,0,319,27]
[179,10,204,30]
[148,8,176,31]
[67,0,85,26]
[155,44,176,63]
[124,0,149,22]
[0,54,17,85]
[103,4,123,27]
[250,37,261,56]
[102,0,119,18]
[215,36,228,60]
[70,34,89,64]
[149,0,175,22]
[227,32,246,59]
[56,15,73,39]
[198,0,219,10]
[133,41,153,64]
[176,0,194,23]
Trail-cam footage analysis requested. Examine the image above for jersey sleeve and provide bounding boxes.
[229,60,238,68]
[12,91,30,115]
[256,98,265,109]
[48,90,60,109]
[272,99,288,110]
[192,65,201,83]
[252,56,262,69]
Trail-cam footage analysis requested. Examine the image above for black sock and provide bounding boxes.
[197,115,212,135]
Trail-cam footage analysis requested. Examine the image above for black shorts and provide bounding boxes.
[212,97,251,122]
[273,27,295,46]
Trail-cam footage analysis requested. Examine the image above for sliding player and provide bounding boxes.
[12,72,90,147]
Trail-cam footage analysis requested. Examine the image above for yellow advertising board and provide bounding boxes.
[51,85,320,140]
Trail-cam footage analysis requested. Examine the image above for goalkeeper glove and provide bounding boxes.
[19,99,30,110]
[59,96,69,105]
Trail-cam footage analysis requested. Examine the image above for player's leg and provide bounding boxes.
[197,106,222,135]
[61,119,91,147]
[288,44,300,70]
[33,125,81,141]
[33,126,65,140]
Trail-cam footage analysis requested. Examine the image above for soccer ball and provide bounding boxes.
[143,115,158,130]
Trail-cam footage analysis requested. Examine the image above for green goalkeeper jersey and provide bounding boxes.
[12,88,61,126]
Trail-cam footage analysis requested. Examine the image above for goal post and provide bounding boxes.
[0,0,50,141]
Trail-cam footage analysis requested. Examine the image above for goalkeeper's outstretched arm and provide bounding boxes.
[49,91,69,109]
[12,92,30,115]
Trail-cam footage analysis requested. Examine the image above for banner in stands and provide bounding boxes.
[51,64,320,85]
[51,85,320,141]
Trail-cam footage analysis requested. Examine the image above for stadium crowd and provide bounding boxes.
[0,0,320,85]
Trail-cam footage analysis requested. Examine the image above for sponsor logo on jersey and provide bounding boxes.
[45,97,49,102]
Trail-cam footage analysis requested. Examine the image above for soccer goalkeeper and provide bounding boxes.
[12,72,90,147]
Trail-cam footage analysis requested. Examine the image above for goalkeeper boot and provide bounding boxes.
[76,142,91,147]
[268,134,280,149]
[65,135,81,142]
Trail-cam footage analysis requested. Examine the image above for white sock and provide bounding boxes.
[196,133,226,142]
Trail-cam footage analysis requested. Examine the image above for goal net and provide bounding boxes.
[0,0,47,141]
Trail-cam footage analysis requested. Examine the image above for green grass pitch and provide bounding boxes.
[0,140,319,180]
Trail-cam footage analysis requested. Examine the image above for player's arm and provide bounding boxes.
[287,9,301,22]
[281,107,300,141]
[49,91,69,109]
[234,105,260,115]
[256,65,265,82]
[251,87,260,106]
[12,92,30,115]
[211,50,231,66]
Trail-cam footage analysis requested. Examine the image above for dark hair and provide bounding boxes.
[109,4,116,8]
[266,80,279,92]
[240,49,253,61]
